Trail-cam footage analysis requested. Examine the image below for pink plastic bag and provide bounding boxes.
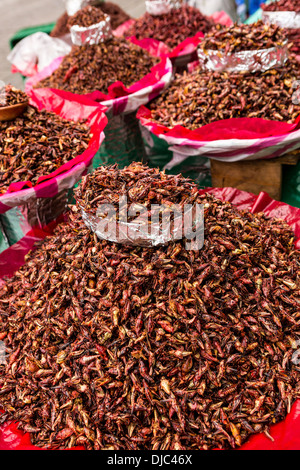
[0,187,300,450]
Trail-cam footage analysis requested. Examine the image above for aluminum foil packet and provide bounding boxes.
[262,11,300,29]
[145,0,182,16]
[197,42,289,73]
[80,201,204,249]
[70,13,113,46]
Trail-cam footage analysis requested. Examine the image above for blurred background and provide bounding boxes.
[0,0,146,88]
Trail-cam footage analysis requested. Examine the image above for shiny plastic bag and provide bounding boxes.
[282,158,300,209]
[7,32,72,77]
[92,109,147,169]
[140,125,212,187]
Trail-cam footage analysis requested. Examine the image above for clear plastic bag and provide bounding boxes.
[7,32,71,77]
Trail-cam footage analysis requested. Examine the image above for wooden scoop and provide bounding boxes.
[0,101,29,121]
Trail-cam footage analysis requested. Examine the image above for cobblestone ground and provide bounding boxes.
[0,0,145,88]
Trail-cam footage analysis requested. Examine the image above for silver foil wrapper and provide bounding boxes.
[70,14,113,46]
[197,43,289,73]
[64,0,90,16]
[80,202,204,248]
[145,0,182,16]
[262,11,300,29]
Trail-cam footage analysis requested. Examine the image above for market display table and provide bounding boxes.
[211,150,300,201]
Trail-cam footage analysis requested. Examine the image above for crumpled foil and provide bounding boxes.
[197,42,289,73]
[80,202,204,248]
[64,0,90,16]
[70,14,113,46]
[262,11,300,29]
[145,0,182,16]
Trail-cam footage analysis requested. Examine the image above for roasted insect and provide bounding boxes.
[0,163,299,450]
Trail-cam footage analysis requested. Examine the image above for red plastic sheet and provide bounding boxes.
[138,106,300,142]
[0,187,300,450]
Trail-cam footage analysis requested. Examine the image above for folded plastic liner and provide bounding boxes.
[0,220,9,254]
[140,123,212,187]
[7,33,72,76]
